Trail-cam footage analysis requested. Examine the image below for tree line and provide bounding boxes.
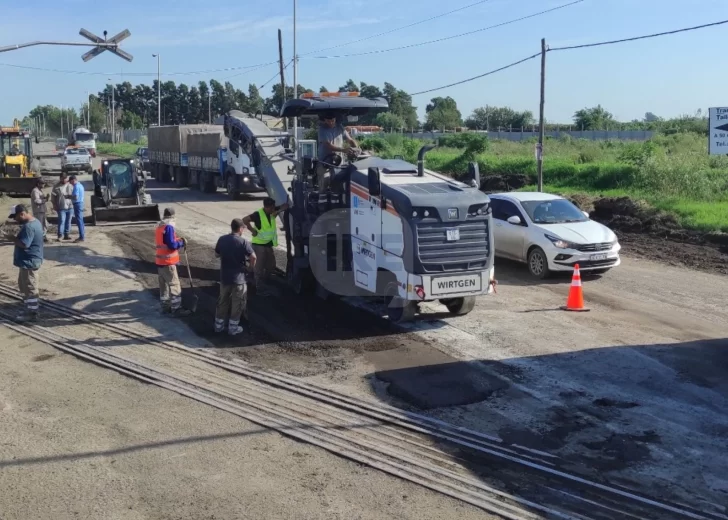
[22,77,708,136]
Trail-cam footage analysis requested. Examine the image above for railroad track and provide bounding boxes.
[0,281,721,520]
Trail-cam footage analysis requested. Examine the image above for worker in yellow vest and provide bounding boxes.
[242,197,287,296]
[155,208,191,316]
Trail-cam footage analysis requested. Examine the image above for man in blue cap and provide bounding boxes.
[5,204,44,322]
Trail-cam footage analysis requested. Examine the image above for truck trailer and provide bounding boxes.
[147,120,269,199]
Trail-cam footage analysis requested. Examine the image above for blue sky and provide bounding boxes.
[2,0,727,125]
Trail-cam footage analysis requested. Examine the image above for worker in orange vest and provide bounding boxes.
[155,207,191,316]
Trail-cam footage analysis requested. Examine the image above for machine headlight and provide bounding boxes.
[545,234,574,249]
[103,160,108,165]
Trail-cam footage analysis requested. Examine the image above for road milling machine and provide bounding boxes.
[0,120,40,195]
[278,92,496,322]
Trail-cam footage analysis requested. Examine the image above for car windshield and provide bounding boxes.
[139,148,148,157]
[56,139,67,145]
[75,133,94,141]
[521,199,587,224]
[66,148,88,155]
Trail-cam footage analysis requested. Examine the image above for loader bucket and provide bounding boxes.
[92,204,161,226]
[0,176,37,197]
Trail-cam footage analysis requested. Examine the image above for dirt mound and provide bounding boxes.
[590,197,679,233]
[481,174,532,192]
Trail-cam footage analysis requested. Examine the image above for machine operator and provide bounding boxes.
[317,112,359,190]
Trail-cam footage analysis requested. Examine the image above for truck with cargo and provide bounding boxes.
[68,127,97,157]
[147,122,266,199]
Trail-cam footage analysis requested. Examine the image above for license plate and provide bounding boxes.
[446,228,460,241]
[431,274,482,295]
[590,253,608,261]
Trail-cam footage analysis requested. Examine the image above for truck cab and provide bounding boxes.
[280,93,495,322]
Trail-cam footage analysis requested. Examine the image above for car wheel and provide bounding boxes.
[527,247,550,279]
[440,296,476,316]
[198,171,206,191]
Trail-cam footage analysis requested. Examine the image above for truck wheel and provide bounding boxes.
[440,296,476,316]
[160,166,172,184]
[204,175,217,194]
[197,171,206,191]
[226,174,239,200]
[384,283,416,323]
[176,168,188,187]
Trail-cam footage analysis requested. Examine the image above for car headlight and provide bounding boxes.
[545,234,574,249]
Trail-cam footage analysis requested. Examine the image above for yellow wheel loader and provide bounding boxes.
[0,120,40,196]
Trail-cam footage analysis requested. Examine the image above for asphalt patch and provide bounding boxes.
[374,358,508,410]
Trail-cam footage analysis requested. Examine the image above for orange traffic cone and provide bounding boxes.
[561,264,590,312]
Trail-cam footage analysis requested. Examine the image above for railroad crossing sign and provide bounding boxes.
[79,28,133,62]
[708,107,728,155]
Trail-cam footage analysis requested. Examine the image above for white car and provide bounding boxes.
[489,192,621,278]
[61,146,93,175]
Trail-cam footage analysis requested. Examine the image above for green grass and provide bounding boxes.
[360,132,728,233]
[96,142,138,158]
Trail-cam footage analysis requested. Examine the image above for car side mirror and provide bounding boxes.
[367,166,381,197]
[582,210,590,218]
[507,215,522,225]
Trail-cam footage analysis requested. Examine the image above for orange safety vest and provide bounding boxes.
[155,223,180,266]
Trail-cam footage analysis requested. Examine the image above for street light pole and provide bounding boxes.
[153,54,161,126]
[292,0,298,158]
[208,89,211,124]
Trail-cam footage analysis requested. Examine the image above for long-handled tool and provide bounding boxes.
[182,246,199,313]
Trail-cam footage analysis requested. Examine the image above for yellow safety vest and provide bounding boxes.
[251,208,277,246]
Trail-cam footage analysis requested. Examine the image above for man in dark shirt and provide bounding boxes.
[5,204,44,322]
[214,218,257,335]
[242,197,287,296]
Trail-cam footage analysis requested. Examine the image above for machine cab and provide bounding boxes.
[0,127,32,177]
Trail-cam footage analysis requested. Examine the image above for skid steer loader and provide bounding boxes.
[91,158,160,226]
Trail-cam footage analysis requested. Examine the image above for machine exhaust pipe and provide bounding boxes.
[417,145,436,177]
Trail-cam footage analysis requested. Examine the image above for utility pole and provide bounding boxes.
[292,0,298,157]
[208,89,212,124]
[153,53,161,126]
[278,28,288,131]
[61,104,64,138]
[87,91,90,127]
[537,38,546,192]
[112,82,115,144]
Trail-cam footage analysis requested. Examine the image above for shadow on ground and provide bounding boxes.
[370,337,728,518]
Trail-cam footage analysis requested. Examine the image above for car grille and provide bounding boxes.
[574,242,613,252]
[415,219,489,273]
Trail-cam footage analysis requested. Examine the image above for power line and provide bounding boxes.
[260,59,293,89]
[299,0,493,57]
[408,17,728,96]
[304,0,584,60]
[409,52,541,96]
[0,59,279,78]
[549,18,728,51]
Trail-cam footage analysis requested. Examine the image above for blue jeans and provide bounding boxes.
[57,209,72,238]
[73,204,85,240]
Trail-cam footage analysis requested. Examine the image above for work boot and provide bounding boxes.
[15,311,38,323]
[161,304,171,314]
[214,319,225,333]
[171,307,192,317]
[63,234,71,241]
[228,321,244,336]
